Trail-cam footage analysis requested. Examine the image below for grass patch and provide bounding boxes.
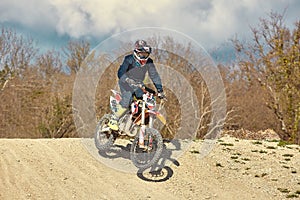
[278,140,292,147]
[190,150,200,154]
[282,154,294,157]
[222,148,233,151]
[284,158,291,161]
[254,173,268,178]
[278,188,290,193]
[286,194,299,198]
[234,160,245,164]
[266,146,277,149]
[282,165,290,169]
[291,170,297,174]
[259,150,268,154]
[261,173,268,177]
[216,163,223,167]
[268,139,280,142]
[220,143,234,146]
[231,156,239,159]
[251,149,268,153]
[252,141,263,145]
[241,158,251,161]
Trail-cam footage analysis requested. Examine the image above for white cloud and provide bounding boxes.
[0,0,299,48]
[0,0,56,30]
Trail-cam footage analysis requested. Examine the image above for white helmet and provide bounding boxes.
[133,40,152,66]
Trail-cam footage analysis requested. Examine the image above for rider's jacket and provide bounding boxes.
[117,54,163,92]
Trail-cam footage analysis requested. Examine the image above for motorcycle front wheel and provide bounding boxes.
[130,127,163,170]
[94,114,115,151]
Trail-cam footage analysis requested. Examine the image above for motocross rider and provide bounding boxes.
[108,40,166,131]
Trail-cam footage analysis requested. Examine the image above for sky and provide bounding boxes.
[0,0,299,54]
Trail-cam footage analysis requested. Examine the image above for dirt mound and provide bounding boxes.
[0,137,299,199]
[223,129,281,140]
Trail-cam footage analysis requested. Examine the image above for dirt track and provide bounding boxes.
[0,136,299,200]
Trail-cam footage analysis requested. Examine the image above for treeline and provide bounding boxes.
[229,11,300,143]
[0,11,299,144]
[0,28,90,138]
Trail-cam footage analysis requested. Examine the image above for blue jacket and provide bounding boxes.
[118,54,163,92]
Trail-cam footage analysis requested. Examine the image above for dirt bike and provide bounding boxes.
[94,83,167,170]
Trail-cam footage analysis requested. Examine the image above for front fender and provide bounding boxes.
[146,110,167,125]
[156,112,167,125]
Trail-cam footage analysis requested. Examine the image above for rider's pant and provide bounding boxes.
[119,80,143,108]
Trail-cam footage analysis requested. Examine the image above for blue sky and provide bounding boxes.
[0,0,299,54]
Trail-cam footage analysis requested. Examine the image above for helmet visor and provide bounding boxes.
[137,51,150,59]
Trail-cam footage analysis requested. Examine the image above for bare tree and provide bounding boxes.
[63,40,90,74]
[0,27,37,91]
[36,50,62,81]
[0,27,79,138]
[232,11,300,143]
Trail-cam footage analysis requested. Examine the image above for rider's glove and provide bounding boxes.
[125,77,136,86]
[126,77,144,88]
[157,91,166,99]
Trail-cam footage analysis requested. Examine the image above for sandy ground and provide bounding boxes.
[0,136,299,200]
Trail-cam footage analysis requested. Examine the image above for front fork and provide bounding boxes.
[139,101,154,148]
[139,101,146,146]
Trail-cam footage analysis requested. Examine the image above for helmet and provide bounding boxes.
[133,40,152,66]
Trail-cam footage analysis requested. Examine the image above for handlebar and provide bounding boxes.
[131,82,167,100]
